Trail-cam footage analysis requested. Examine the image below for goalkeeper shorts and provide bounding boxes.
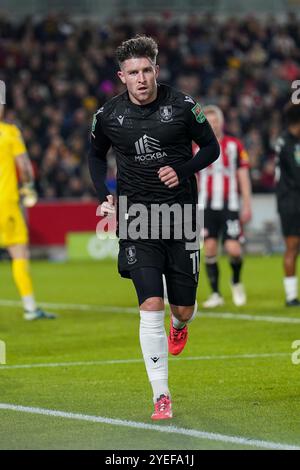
[0,202,28,247]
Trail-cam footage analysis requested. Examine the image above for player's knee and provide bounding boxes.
[8,244,29,260]
[225,243,241,258]
[204,239,217,257]
[140,296,164,311]
[171,305,194,322]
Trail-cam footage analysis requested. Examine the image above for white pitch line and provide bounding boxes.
[1,299,300,324]
[0,403,298,450]
[204,312,300,324]
[0,299,137,314]
[0,353,289,371]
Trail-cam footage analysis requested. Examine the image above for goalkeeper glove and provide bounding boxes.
[19,182,38,208]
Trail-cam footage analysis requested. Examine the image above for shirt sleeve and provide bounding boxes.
[274,136,285,182]
[175,99,220,180]
[236,139,250,169]
[88,109,112,203]
[11,125,27,158]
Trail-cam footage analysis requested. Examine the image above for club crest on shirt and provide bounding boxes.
[126,245,137,265]
[159,105,173,122]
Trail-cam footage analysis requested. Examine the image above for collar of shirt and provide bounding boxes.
[124,83,166,113]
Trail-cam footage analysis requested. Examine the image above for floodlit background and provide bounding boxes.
[0,0,299,257]
[0,0,300,450]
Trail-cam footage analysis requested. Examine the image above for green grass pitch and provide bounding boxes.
[0,256,300,450]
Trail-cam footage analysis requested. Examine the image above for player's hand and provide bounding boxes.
[99,195,115,217]
[240,205,252,224]
[158,166,179,188]
[19,183,38,208]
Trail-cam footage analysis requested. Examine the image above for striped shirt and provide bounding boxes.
[195,135,249,211]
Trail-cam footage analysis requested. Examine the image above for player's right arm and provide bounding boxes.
[88,108,115,216]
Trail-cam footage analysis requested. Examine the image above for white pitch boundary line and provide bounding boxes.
[0,299,136,314]
[0,353,289,371]
[1,299,300,324]
[204,312,300,324]
[0,403,298,450]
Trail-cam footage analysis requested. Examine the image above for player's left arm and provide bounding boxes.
[12,125,34,183]
[158,100,219,188]
[15,153,38,207]
[13,126,37,207]
[237,142,252,224]
[15,152,34,184]
[274,136,285,184]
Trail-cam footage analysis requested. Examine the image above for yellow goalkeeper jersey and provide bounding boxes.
[0,121,27,202]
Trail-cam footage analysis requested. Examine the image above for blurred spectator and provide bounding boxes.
[1,12,299,198]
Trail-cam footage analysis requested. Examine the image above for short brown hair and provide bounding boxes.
[284,103,300,126]
[115,35,158,66]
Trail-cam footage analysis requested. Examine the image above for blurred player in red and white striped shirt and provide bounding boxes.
[194,105,252,308]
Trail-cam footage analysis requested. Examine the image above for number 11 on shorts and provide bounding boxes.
[190,251,199,274]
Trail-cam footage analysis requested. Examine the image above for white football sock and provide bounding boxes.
[171,300,198,330]
[139,310,169,402]
[284,277,298,301]
[22,295,37,313]
[162,275,169,304]
[151,379,170,402]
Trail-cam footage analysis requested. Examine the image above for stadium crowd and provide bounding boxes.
[0,11,299,198]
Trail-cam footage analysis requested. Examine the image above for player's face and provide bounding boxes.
[118,57,159,105]
[291,123,300,138]
[206,112,223,139]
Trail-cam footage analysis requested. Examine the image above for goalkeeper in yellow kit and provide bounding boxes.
[0,104,56,320]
